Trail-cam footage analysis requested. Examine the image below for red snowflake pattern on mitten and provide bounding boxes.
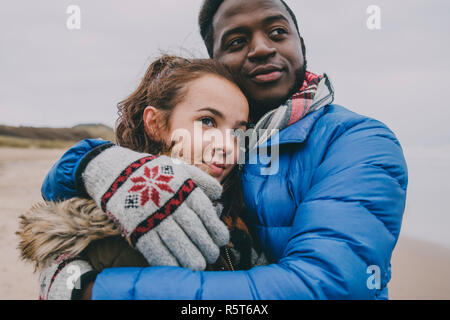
[128,165,175,207]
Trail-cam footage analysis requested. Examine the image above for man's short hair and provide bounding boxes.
[199,0,301,58]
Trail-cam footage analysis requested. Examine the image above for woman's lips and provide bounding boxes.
[250,71,283,84]
[208,163,225,177]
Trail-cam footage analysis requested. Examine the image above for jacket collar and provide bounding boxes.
[249,72,334,150]
[260,105,328,148]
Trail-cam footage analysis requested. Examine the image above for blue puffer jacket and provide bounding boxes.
[41,105,408,299]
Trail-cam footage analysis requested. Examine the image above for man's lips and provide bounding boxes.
[251,71,283,83]
[248,65,284,84]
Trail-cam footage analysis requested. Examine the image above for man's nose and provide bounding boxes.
[248,33,276,61]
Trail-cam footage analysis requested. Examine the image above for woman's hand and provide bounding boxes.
[80,146,230,270]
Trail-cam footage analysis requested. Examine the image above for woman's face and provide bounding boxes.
[147,74,249,182]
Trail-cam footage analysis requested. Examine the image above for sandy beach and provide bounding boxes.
[0,147,65,299]
[0,147,449,300]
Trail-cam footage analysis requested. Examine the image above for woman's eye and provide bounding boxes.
[200,117,216,127]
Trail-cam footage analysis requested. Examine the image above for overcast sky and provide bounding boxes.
[1,0,450,246]
[1,0,449,145]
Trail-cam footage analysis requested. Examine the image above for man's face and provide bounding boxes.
[212,0,306,121]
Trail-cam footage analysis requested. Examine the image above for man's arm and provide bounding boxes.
[90,118,408,300]
[41,139,112,201]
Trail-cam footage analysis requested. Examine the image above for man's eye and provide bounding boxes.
[200,117,216,127]
[269,28,288,38]
[227,38,246,50]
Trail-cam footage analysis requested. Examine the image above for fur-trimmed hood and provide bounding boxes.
[17,198,121,270]
[17,198,267,273]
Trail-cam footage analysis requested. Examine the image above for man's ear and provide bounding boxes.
[143,106,159,138]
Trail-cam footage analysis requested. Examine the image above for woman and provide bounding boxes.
[17,55,266,300]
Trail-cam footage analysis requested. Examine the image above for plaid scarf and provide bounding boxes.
[248,71,334,150]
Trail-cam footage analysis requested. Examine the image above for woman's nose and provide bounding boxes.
[213,132,237,162]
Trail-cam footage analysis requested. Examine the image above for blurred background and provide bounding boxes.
[1,0,449,299]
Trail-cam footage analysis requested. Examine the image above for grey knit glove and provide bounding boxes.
[39,254,96,300]
[79,145,230,271]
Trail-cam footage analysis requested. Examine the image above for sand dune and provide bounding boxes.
[0,147,449,300]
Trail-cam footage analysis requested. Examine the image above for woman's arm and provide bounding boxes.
[40,141,230,271]
[81,281,95,300]
[39,255,97,300]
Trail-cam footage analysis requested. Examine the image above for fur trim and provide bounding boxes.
[16,198,122,271]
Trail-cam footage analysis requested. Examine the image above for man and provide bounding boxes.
[39,0,407,299]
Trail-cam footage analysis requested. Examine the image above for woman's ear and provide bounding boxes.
[143,106,159,138]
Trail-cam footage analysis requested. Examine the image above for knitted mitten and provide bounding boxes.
[78,145,230,271]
